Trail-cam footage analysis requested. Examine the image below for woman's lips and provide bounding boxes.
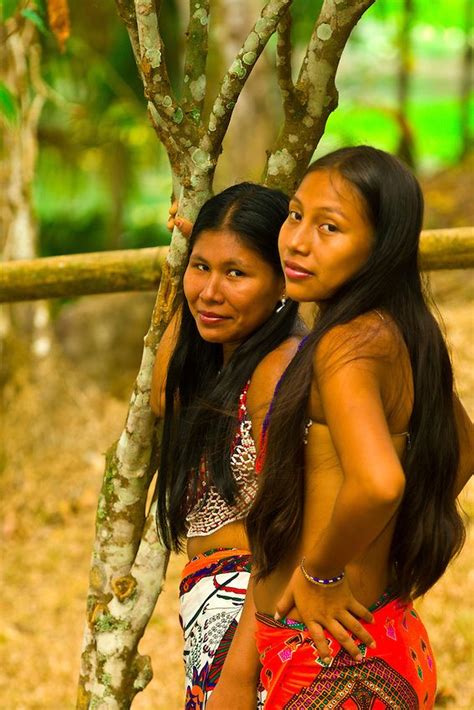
[198,311,230,324]
[284,260,314,279]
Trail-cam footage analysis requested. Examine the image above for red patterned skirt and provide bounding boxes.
[255,593,436,709]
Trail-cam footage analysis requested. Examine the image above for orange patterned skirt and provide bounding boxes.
[255,593,436,709]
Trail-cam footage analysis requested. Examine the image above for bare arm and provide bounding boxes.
[246,336,301,451]
[150,308,181,417]
[453,394,473,496]
[304,331,406,577]
[207,337,301,707]
[206,577,260,710]
[275,321,408,660]
[150,200,191,417]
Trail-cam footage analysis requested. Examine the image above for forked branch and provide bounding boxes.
[264,0,376,193]
[205,0,294,154]
[182,0,210,120]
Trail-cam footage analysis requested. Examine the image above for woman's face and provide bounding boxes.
[183,229,284,361]
[278,169,375,303]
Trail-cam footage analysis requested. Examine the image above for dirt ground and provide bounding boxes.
[1,166,473,709]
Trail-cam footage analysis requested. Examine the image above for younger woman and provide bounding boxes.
[151,182,303,708]
[245,146,473,708]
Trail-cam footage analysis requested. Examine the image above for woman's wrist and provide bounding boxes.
[299,557,345,587]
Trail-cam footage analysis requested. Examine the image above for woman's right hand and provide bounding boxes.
[275,566,375,662]
[167,200,193,237]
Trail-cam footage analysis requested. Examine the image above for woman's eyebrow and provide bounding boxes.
[289,195,302,205]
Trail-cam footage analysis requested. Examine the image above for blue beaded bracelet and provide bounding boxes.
[300,557,345,587]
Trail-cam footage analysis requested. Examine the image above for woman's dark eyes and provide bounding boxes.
[320,223,338,233]
[288,209,302,221]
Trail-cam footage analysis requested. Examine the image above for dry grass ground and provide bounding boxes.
[0,268,472,710]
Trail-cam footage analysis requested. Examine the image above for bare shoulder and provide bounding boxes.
[247,336,301,419]
[314,311,403,376]
[150,307,182,417]
[453,395,474,495]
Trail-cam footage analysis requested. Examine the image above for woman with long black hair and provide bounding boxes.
[242,146,472,708]
[151,182,304,708]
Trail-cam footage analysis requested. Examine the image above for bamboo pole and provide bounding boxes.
[0,228,473,303]
[0,247,168,302]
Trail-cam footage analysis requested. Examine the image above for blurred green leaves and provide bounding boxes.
[0,81,18,124]
[5,0,468,259]
[20,7,48,35]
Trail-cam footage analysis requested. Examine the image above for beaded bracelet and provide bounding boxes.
[300,557,345,587]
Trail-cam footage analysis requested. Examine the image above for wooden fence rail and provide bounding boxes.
[1,228,473,303]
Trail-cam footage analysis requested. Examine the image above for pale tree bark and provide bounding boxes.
[263,0,376,194]
[78,1,376,706]
[0,8,51,357]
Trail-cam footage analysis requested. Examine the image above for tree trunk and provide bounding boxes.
[0,10,52,358]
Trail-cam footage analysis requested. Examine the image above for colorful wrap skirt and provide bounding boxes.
[255,592,436,709]
[179,548,265,709]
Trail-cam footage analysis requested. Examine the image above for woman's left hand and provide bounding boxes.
[167,200,193,237]
[274,567,375,662]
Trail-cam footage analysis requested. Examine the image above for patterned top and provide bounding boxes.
[185,381,258,538]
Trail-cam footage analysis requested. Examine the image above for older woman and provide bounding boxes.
[151,182,304,708]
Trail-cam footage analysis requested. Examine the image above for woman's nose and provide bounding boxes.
[200,273,224,302]
[286,223,311,255]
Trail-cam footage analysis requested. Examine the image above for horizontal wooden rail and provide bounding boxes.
[0,228,473,303]
[0,247,168,302]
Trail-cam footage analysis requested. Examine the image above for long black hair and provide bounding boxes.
[247,146,465,599]
[157,182,300,551]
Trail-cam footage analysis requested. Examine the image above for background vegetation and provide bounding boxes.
[6,0,470,258]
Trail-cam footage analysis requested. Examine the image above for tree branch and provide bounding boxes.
[276,10,294,111]
[264,0,376,194]
[205,0,294,155]
[133,1,178,119]
[181,0,210,121]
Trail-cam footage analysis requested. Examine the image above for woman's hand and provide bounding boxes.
[274,566,375,662]
[167,200,193,237]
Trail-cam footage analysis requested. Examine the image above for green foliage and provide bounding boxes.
[0,81,18,124]
[1,0,20,21]
[371,0,468,29]
[291,0,324,46]
[21,7,48,35]
[28,0,471,260]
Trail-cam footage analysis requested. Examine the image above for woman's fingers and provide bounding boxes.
[167,200,195,235]
[274,586,294,621]
[337,610,376,650]
[175,216,193,237]
[349,598,374,625]
[326,619,364,661]
[307,621,331,662]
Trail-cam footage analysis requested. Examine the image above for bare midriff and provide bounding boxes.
[253,421,408,617]
[187,520,250,559]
